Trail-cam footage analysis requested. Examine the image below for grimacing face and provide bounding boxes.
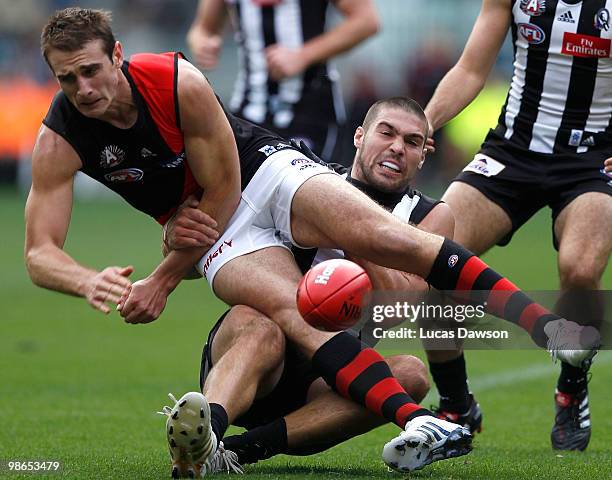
[352,107,427,193]
[47,39,123,119]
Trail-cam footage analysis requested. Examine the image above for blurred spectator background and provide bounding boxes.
[0,0,513,194]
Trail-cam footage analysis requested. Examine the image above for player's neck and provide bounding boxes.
[100,71,138,129]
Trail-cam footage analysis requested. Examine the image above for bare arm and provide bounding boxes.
[119,60,241,322]
[187,0,227,69]
[266,0,380,80]
[425,0,511,131]
[25,126,133,313]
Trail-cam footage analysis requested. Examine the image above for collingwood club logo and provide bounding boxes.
[99,145,125,168]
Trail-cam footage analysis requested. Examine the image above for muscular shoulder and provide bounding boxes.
[31,125,81,187]
[176,59,222,133]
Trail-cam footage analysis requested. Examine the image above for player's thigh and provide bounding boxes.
[290,173,438,271]
[554,192,612,286]
[442,181,513,254]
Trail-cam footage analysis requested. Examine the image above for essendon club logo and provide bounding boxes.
[562,32,611,58]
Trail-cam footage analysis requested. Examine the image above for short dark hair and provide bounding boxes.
[362,97,429,139]
[41,8,115,66]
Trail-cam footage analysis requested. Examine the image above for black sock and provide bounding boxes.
[429,354,470,411]
[557,361,588,394]
[311,332,430,427]
[223,418,288,464]
[210,403,229,444]
[426,238,560,347]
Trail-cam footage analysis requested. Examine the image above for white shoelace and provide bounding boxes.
[157,393,179,417]
[202,442,244,475]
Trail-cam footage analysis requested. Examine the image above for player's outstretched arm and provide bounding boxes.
[187,0,227,70]
[25,126,133,314]
[119,60,241,323]
[265,0,379,80]
[425,0,511,131]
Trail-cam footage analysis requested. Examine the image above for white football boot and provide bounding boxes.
[382,415,472,472]
[158,392,218,478]
[544,319,600,368]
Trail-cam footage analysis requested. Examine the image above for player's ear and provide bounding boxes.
[418,147,426,169]
[354,126,365,149]
[112,41,124,68]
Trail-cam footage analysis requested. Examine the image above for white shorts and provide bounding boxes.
[195,149,337,289]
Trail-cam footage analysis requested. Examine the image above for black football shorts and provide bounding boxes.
[453,130,612,249]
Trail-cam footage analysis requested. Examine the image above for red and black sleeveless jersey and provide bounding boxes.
[42,52,282,224]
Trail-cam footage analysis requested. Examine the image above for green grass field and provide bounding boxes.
[1,188,610,479]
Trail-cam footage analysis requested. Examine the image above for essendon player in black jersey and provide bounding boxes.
[425,0,612,451]
[186,0,379,161]
[27,7,599,476]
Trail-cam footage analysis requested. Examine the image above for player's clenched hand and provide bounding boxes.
[604,157,612,173]
[85,266,133,314]
[187,27,222,70]
[163,195,219,252]
[265,45,307,80]
[117,276,169,324]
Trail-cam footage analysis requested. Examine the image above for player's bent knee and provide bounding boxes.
[221,305,286,363]
[387,354,430,403]
[558,260,602,289]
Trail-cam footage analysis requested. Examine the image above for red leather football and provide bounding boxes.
[296,259,372,331]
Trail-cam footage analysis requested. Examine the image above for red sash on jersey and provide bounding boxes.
[128,52,200,224]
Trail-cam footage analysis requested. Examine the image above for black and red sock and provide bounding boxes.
[426,239,559,347]
[311,332,430,427]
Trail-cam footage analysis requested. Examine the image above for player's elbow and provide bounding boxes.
[356,9,381,38]
[24,246,46,286]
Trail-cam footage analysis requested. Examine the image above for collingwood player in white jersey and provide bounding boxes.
[186,0,379,161]
[425,0,612,451]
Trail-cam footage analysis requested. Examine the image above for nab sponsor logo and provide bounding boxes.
[448,255,459,268]
[314,264,336,285]
[562,32,611,58]
[202,240,233,277]
[291,158,313,166]
[104,168,143,183]
[99,145,125,168]
[520,0,546,16]
[518,23,546,44]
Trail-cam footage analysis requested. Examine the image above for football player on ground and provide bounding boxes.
[162,98,475,473]
[27,8,597,476]
[425,0,612,450]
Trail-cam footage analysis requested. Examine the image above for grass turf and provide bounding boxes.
[1,188,610,479]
